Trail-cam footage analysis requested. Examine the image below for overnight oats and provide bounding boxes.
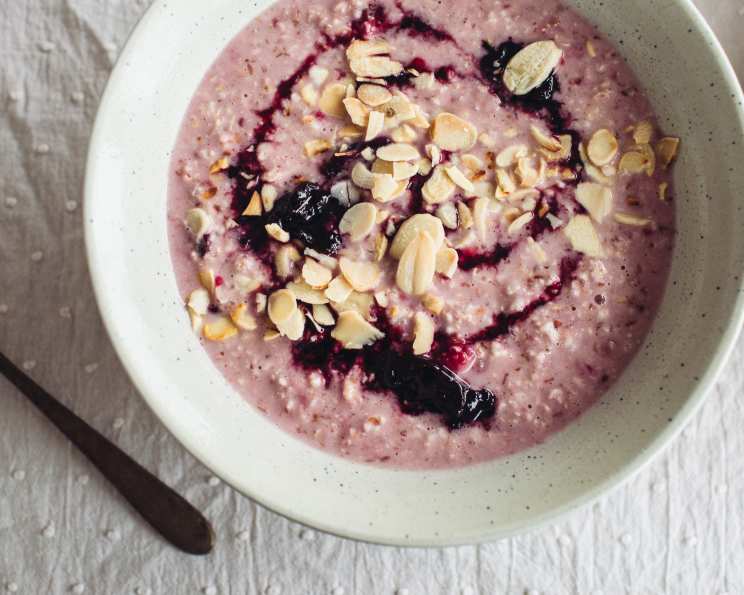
[167,0,680,468]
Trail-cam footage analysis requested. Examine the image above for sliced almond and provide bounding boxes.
[304,139,332,158]
[276,307,306,341]
[580,143,613,184]
[339,124,365,139]
[478,132,496,147]
[339,202,377,241]
[203,317,238,342]
[187,288,210,316]
[426,143,442,166]
[508,212,534,235]
[376,143,420,162]
[230,303,257,331]
[365,110,385,141]
[268,289,298,325]
[422,165,456,204]
[461,154,484,172]
[587,129,619,166]
[390,213,445,259]
[471,197,490,241]
[457,201,474,230]
[255,293,267,314]
[265,223,290,243]
[656,137,680,168]
[526,237,548,264]
[185,208,211,239]
[422,293,444,315]
[374,233,389,262]
[261,185,277,212]
[540,134,573,162]
[496,144,528,168]
[430,112,478,151]
[319,83,348,118]
[349,56,403,78]
[302,259,333,289]
[614,212,653,227]
[331,310,384,349]
[445,165,475,194]
[304,248,338,271]
[330,291,375,321]
[308,65,329,87]
[495,168,517,195]
[391,161,418,181]
[286,281,330,305]
[633,120,654,145]
[618,150,646,174]
[435,247,459,278]
[339,257,382,292]
[346,38,391,61]
[575,182,613,223]
[391,124,417,143]
[383,93,417,124]
[564,214,605,258]
[275,244,302,278]
[209,156,230,175]
[409,104,431,129]
[503,40,563,96]
[658,182,669,201]
[371,173,399,202]
[241,192,263,217]
[515,157,539,188]
[325,276,354,303]
[300,84,319,106]
[188,310,203,334]
[312,304,335,326]
[417,157,433,176]
[357,84,392,107]
[198,268,216,295]
[586,40,597,58]
[412,312,435,355]
[396,230,436,295]
[435,202,458,230]
[343,97,369,127]
[263,329,281,342]
[371,158,394,175]
[530,125,562,152]
[374,290,389,307]
[351,161,376,190]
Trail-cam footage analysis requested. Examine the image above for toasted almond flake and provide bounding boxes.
[371,173,398,202]
[471,197,490,242]
[586,40,597,57]
[209,156,230,174]
[396,230,436,295]
[435,247,458,278]
[287,281,330,305]
[530,125,562,152]
[390,213,445,259]
[350,162,376,190]
[339,257,382,292]
[614,212,653,227]
[539,134,573,162]
[422,293,444,315]
[357,84,392,107]
[415,158,432,176]
[430,112,478,151]
[242,192,263,217]
[339,202,378,241]
[300,84,319,106]
[339,124,364,139]
[319,83,348,118]
[268,289,297,325]
[426,143,442,166]
[261,185,277,212]
[527,237,548,264]
[413,71,435,90]
[230,303,257,331]
[265,223,290,243]
[579,142,613,183]
[325,276,354,303]
[383,93,417,122]
[312,304,335,326]
[564,214,605,258]
[255,293,267,314]
[376,209,390,224]
[349,56,403,78]
[461,154,484,172]
[303,248,338,271]
[656,137,680,168]
[374,233,389,262]
[618,149,650,175]
[587,129,619,166]
[200,187,218,200]
[495,168,517,195]
[203,316,238,342]
[189,310,203,333]
[302,259,333,289]
[276,307,306,341]
[343,97,369,126]
[435,202,458,230]
[391,124,417,143]
[305,139,332,157]
[409,104,431,129]
[422,165,456,204]
[371,159,394,175]
[444,165,475,193]
[658,182,669,201]
[275,244,302,278]
[478,132,496,147]
[515,157,539,188]
[376,143,420,162]
[457,201,474,230]
[308,65,329,86]
[507,211,534,235]
[331,310,384,349]
[365,110,385,141]
[504,40,563,95]
[575,182,613,223]
[187,288,210,316]
[413,312,435,355]
[330,290,375,320]
[263,329,281,342]
[473,181,496,200]
[185,208,211,238]
[496,144,528,168]
[198,268,216,295]
[633,120,654,145]
[345,83,356,98]
[389,161,417,181]
[346,38,392,60]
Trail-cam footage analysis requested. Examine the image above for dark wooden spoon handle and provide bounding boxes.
[0,351,215,555]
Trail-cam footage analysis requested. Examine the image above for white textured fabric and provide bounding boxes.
[1,1,743,593]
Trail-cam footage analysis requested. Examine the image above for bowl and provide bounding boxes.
[84,0,744,546]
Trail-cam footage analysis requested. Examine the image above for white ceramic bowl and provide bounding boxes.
[85,0,744,546]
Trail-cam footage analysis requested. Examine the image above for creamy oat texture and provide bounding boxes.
[168,0,677,468]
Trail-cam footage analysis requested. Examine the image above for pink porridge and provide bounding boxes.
[167,0,679,468]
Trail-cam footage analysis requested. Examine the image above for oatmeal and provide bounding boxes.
[167,0,678,468]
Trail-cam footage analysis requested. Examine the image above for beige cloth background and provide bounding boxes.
[2,1,744,593]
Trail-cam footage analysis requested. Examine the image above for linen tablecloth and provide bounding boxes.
[2,1,744,593]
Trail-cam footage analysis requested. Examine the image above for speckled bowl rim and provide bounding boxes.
[84,0,744,546]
